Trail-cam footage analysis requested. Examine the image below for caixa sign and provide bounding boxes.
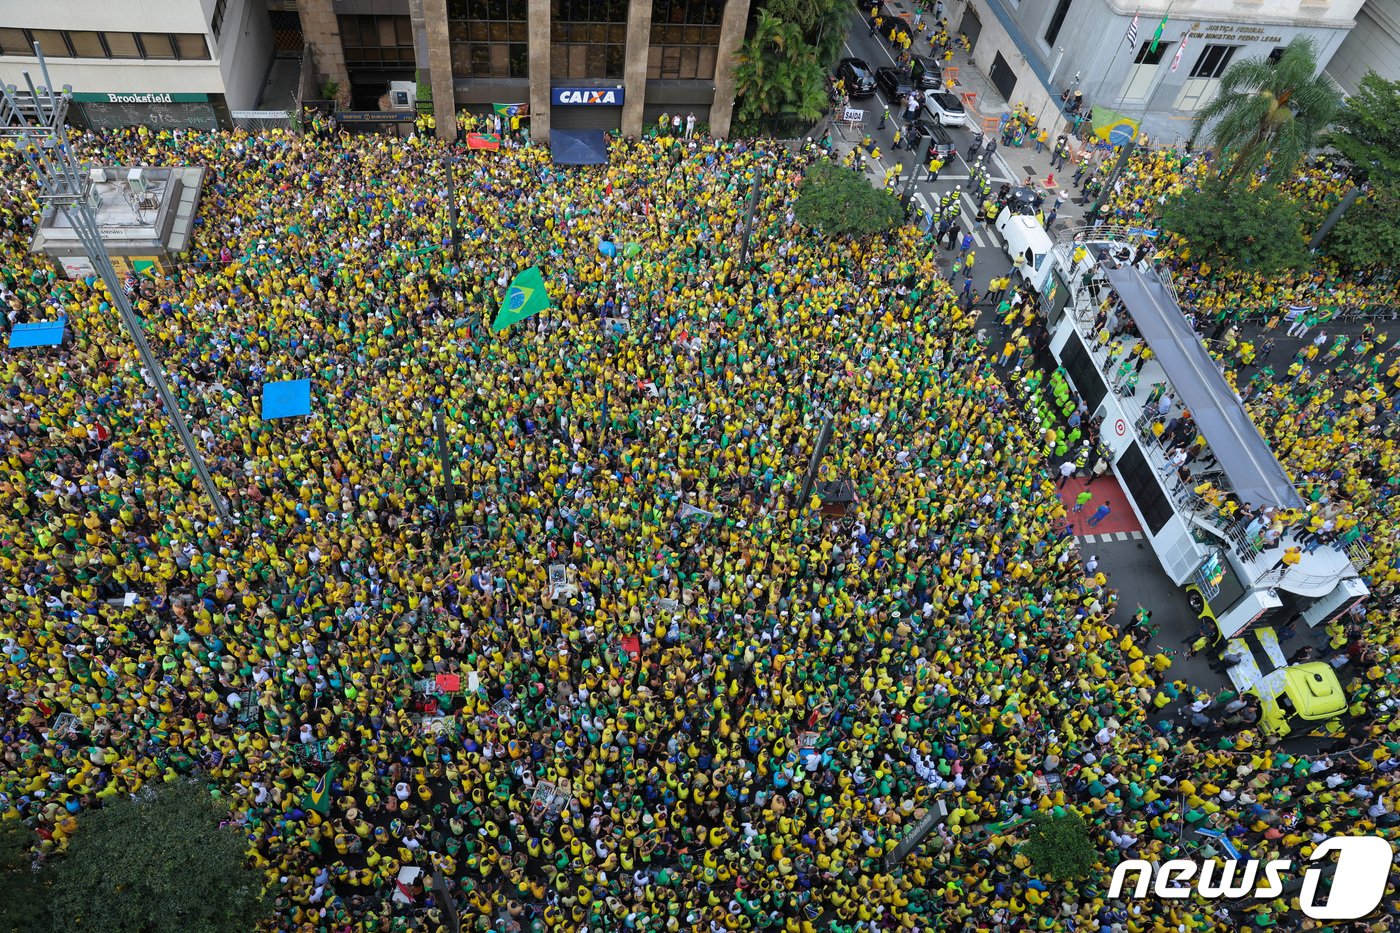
[552,87,624,106]
[1108,837,1394,920]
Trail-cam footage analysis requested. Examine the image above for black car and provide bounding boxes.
[875,67,915,102]
[909,55,943,90]
[836,57,877,98]
[905,120,955,162]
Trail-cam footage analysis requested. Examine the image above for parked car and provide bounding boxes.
[1004,186,1044,216]
[836,57,877,99]
[905,120,955,162]
[909,55,943,90]
[922,90,967,126]
[875,67,915,103]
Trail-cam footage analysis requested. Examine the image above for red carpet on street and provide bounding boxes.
[1055,475,1144,538]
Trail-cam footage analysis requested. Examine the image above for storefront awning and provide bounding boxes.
[550,129,608,165]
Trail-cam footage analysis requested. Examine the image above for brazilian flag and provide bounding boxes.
[301,763,343,815]
[491,266,551,332]
[1091,105,1139,146]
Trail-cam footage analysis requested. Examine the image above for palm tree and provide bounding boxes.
[1192,36,1342,187]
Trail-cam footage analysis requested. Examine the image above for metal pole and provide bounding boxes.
[902,131,935,211]
[799,412,836,508]
[430,868,461,933]
[3,48,229,523]
[1309,185,1360,251]
[445,153,460,263]
[739,172,762,266]
[434,408,454,526]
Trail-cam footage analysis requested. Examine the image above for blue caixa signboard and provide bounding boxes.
[552,87,624,106]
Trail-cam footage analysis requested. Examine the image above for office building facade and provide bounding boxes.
[951,0,1364,144]
[0,0,279,128]
[301,0,752,141]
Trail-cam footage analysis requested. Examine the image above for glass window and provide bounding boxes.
[1132,39,1171,66]
[1044,0,1073,46]
[1190,44,1237,80]
[649,1,721,80]
[211,0,230,39]
[30,30,69,56]
[0,28,29,55]
[138,33,176,59]
[174,34,210,60]
[67,31,106,58]
[451,0,527,76]
[104,32,141,59]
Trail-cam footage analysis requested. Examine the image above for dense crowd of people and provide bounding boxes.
[0,123,1397,933]
[1082,145,1400,321]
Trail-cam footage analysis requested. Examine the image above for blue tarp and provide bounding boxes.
[262,378,312,420]
[8,320,66,348]
[550,129,609,166]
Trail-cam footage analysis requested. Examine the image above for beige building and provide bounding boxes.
[299,0,753,142]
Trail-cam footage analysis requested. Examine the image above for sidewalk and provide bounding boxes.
[898,7,1088,223]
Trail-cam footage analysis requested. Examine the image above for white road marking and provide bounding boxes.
[1115,531,1129,541]
[959,194,984,247]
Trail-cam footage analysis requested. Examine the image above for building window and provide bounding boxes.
[1044,0,1073,46]
[552,0,628,79]
[174,34,212,60]
[448,0,528,78]
[1267,46,1285,64]
[1190,43,1237,79]
[137,34,177,60]
[1131,39,1171,66]
[104,33,142,59]
[211,0,230,40]
[0,28,208,60]
[67,31,106,58]
[648,0,723,80]
[339,14,416,67]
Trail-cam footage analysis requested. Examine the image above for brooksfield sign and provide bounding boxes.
[73,92,209,104]
[551,87,623,106]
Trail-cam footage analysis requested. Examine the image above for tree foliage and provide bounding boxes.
[1022,809,1098,881]
[1326,70,1400,182]
[1162,177,1312,275]
[1193,36,1342,187]
[795,161,903,237]
[49,781,268,933]
[0,821,51,933]
[1324,181,1400,271]
[731,4,836,134]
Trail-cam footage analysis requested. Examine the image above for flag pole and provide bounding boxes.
[1092,7,1138,107]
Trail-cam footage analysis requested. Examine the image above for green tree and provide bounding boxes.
[794,161,903,237]
[1162,177,1312,275]
[1022,809,1098,881]
[1192,36,1342,187]
[765,0,847,63]
[731,6,831,135]
[1326,71,1400,181]
[0,821,51,933]
[1324,182,1400,271]
[50,781,269,933]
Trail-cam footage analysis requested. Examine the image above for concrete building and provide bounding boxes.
[1326,0,1400,92]
[0,0,278,128]
[949,0,1364,143]
[33,165,208,278]
[296,0,752,142]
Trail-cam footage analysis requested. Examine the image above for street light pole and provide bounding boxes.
[738,171,762,267]
[901,131,935,212]
[1,47,230,524]
[445,153,460,263]
[434,409,455,527]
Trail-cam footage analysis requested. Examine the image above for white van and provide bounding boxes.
[995,210,1054,292]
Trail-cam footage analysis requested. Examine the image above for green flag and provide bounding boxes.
[1148,13,1168,54]
[301,762,343,815]
[492,266,551,332]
